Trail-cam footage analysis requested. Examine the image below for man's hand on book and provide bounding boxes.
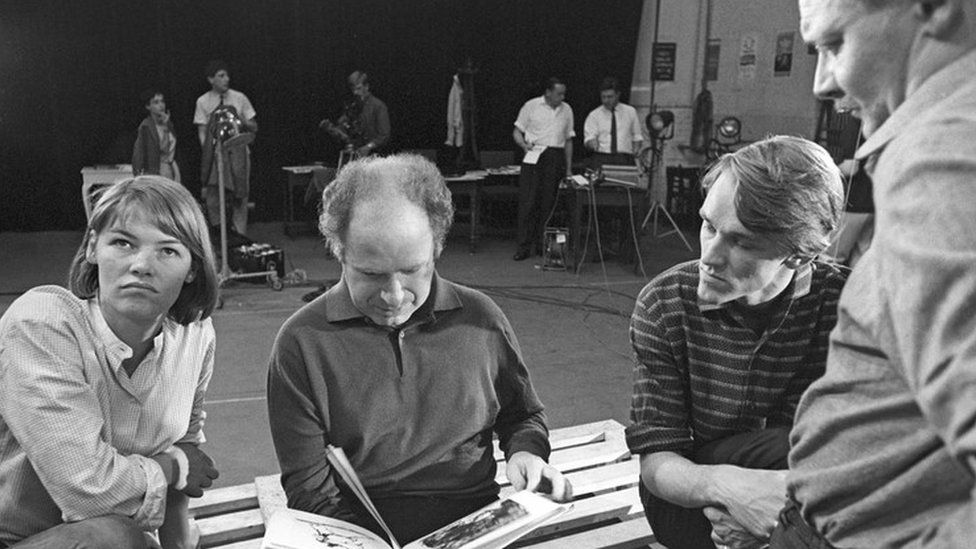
[506,451,574,502]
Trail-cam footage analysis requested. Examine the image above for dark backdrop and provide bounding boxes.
[0,1,642,231]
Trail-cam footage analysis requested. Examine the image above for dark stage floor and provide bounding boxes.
[0,221,699,487]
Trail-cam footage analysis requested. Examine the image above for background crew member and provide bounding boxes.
[132,89,181,182]
[194,59,257,235]
[321,70,390,158]
[583,77,643,167]
[512,77,574,261]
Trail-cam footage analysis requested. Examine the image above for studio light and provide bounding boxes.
[647,110,675,139]
[717,116,741,141]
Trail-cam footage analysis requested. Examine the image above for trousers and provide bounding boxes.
[516,147,566,252]
[640,427,790,549]
[6,515,147,549]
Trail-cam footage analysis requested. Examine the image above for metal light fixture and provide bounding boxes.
[647,110,675,140]
[717,116,741,141]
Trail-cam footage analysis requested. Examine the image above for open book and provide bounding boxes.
[261,446,571,549]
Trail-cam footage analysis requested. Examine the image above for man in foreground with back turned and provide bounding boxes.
[762,0,976,547]
[626,136,847,549]
[267,154,572,544]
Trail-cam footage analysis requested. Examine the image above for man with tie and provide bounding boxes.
[194,59,258,235]
[583,77,643,168]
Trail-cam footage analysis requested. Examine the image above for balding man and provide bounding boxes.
[757,0,976,547]
[267,154,571,545]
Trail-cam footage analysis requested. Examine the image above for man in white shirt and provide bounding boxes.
[584,77,643,168]
[194,59,258,236]
[512,77,575,261]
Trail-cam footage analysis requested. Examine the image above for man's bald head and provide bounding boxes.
[319,154,455,260]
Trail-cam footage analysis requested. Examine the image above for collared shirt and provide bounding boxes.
[583,102,643,154]
[514,96,575,148]
[193,88,256,126]
[788,49,976,547]
[0,286,214,544]
[625,260,846,457]
[267,273,550,526]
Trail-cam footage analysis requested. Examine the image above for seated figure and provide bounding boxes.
[0,176,220,548]
[267,154,572,545]
[625,136,847,549]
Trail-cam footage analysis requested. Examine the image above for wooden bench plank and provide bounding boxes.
[520,516,657,549]
[499,458,639,501]
[520,488,641,542]
[254,474,288,525]
[197,508,264,548]
[189,483,258,519]
[210,539,263,549]
[492,419,625,460]
[495,438,631,486]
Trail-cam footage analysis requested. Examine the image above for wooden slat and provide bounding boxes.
[197,508,264,548]
[521,517,657,549]
[210,539,264,549]
[254,474,288,525]
[493,419,625,460]
[520,489,640,542]
[495,438,631,486]
[189,483,259,519]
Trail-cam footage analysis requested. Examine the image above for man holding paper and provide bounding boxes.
[512,77,575,261]
[267,154,572,544]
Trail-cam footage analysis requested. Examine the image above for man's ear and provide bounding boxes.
[914,0,962,39]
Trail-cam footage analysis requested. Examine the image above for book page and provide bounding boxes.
[261,508,391,549]
[326,445,402,549]
[404,491,570,549]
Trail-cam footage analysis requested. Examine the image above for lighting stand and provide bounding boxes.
[215,133,282,291]
[639,146,693,251]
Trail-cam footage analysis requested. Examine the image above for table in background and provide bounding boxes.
[81,165,133,220]
[566,183,647,273]
[281,165,335,237]
[445,167,520,253]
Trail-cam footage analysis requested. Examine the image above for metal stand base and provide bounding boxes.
[640,200,694,251]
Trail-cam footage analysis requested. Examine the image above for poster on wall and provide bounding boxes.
[705,39,721,82]
[774,31,795,76]
[737,32,759,86]
[651,42,677,81]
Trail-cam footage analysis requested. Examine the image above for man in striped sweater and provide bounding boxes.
[625,136,848,549]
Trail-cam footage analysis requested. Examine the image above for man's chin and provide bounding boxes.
[370,310,412,327]
[697,284,732,306]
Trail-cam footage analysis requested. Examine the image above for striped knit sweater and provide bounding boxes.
[625,260,847,457]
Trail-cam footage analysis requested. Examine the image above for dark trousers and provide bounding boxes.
[352,492,498,546]
[640,428,790,549]
[516,147,566,252]
[769,498,835,549]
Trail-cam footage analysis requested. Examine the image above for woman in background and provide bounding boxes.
[133,90,181,182]
[0,176,219,548]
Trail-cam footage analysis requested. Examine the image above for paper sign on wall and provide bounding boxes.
[774,31,795,76]
[705,39,721,82]
[737,32,759,86]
